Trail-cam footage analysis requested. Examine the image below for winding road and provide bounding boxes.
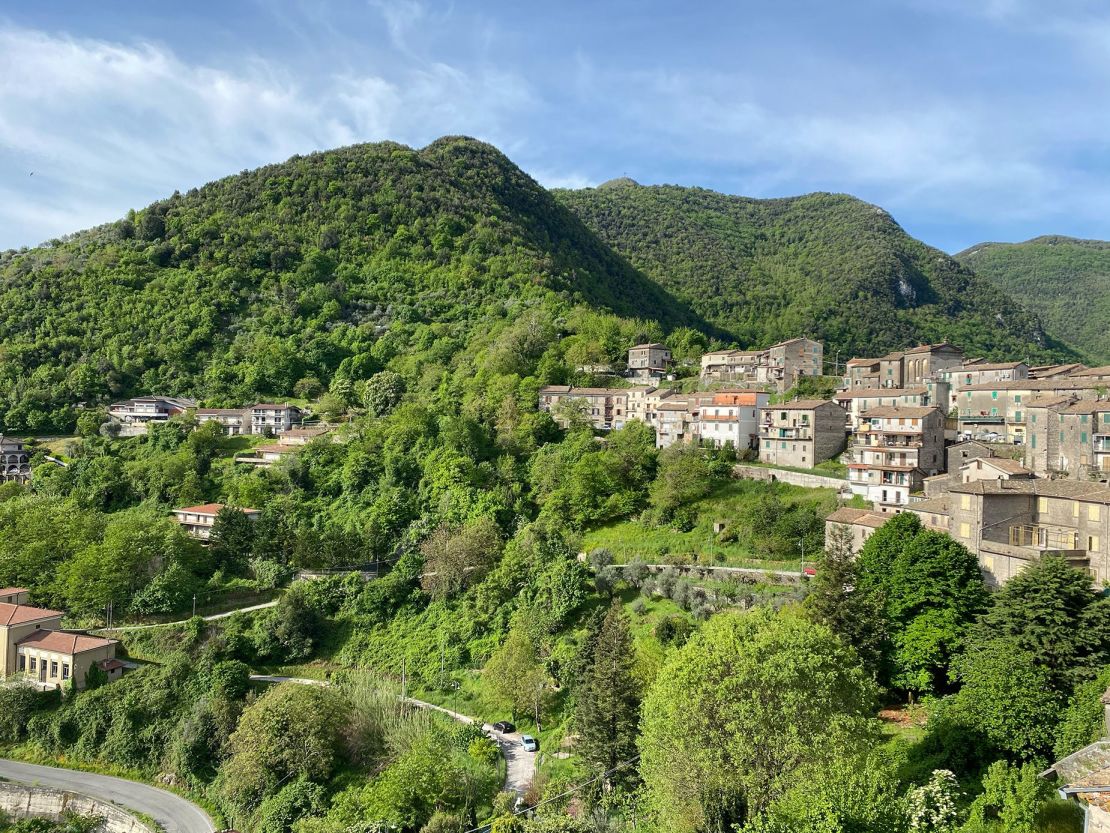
[0,759,215,833]
[97,600,279,632]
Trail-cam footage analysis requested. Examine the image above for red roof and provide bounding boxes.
[0,587,29,597]
[98,658,126,671]
[174,504,260,516]
[0,603,64,626]
[17,630,117,655]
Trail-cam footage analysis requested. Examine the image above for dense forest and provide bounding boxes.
[555,179,1079,364]
[958,235,1110,364]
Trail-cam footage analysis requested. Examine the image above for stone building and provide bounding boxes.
[1024,397,1110,481]
[538,386,631,430]
[758,400,847,469]
[847,405,945,511]
[627,343,672,379]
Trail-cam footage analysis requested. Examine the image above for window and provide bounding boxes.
[50,661,57,678]
[960,494,971,510]
[1090,536,1102,552]
[1014,411,1022,422]
[1082,414,1089,424]
[780,441,786,449]
[1015,395,1022,404]
[992,391,998,399]
[18,655,25,672]
[29,658,36,672]
[983,555,995,571]
[1038,497,1048,512]
[1032,435,1037,449]
[1074,501,1081,518]
[1082,433,1088,444]
[1032,414,1037,424]
[62,664,69,680]
[1090,504,1101,522]
[959,522,971,538]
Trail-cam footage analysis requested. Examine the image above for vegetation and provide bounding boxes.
[958,235,1110,363]
[556,180,1078,363]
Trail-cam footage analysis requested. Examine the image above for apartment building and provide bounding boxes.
[196,408,248,435]
[656,398,695,448]
[623,386,659,425]
[538,386,631,430]
[758,400,847,468]
[697,391,770,450]
[700,350,762,383]
[172,503,261,540]
[939,360,1030,411]
[832,387,929,430]
[108,396,197,436]
[762,338,823,392]
[1025,397,1110,481]
[0,436,30,485]
[949,479,1110,587]
[249,404,304,436]
[845,358,882,389]
[627,343,672,379]
[847,405,945,511]
[958,379,1105,443]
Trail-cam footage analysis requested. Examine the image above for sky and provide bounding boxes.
[3,0,1110,253]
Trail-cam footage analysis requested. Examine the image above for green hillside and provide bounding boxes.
[555,180,1077,364]
[957,235,1110,364]
[0,137,705,433]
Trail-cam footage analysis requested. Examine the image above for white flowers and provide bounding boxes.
[907,769,961,833]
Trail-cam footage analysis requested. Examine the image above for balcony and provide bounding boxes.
[1095,435,1110,452]
[1009,524,1079,551]
[960,413,1006,424]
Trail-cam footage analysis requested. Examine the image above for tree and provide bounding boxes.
[855,514,988,696]
[218,682,349,814]
[361,370,406,417]
[209,505,258,575]
[640,607,879,833]
[1054,666,1110,758]
[420,517,503,600]
[806,523,885,674]
[574,601,641,781]
[970,555,1110,694]
[649,445,716,521]
[960,761,1051,833]
[485,626,549,722]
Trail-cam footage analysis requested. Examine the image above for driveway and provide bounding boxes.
[0,759,215,833]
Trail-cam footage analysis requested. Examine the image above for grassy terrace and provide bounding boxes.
[582,478,846,568]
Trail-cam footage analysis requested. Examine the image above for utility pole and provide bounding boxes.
[192,594,197,618]
[401,657,407,710]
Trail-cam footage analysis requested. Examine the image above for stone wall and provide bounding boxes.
[734,463,851,493]
[0,782,153,833]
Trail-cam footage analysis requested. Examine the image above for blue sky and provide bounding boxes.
[3,0,1110,253]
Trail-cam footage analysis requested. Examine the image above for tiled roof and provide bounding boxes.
[0,587,29,597]
[949,479,1110,504]
[859,405,942,418]
[196,408,246,415]
[630,342,667,350]
[906,496,949,514]
[835,387,926,399]
[1026,395,1077,408]
[766,399,838,410]
[250,403,301,410]
[825,507,890,528]
[972,458,1032,475]
[846,358,880,366]
[1070,365,1110,377]
[539,386,627,396]
[16,630,117,656]
[0,603,64,626]
[959,361,1028,371]
[904,342,961,354]
[960,379,1104,391]
[1061,401,1110,415]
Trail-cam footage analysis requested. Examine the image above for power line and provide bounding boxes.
[464,754,642,833]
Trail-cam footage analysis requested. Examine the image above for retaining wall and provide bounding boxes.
[0,782,153,832]
[734,464,851,492]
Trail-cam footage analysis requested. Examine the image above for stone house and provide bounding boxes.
[824,506,891,553]
[758,400,847,469]
[700,349,762,383]
[172,503,261,540]
[1024,397,1110,481]
[0,436,30,485]
[957,379,1105,443]
[832,387,929,430]
[538,386,631,430]
[847,405,945,511]
[948,479,1110,587]
[761,338,823,392]
[627,343,671,379]
[845,358,882,389]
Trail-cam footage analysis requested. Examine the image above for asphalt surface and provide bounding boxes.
[0,759,215,833]
[97,600,279,632]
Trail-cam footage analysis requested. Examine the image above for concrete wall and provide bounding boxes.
[734,464,850,493]
[0,782,153,832]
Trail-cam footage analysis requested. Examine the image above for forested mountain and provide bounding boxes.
[957,235,1110,364]
[556,180,1078,364]
[0,137,705,433]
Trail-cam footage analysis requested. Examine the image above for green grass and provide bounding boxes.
[582,479,839,567]
[738,459,849,479]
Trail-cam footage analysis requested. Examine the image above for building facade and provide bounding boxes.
[758,400,847,469]
[107,396,196,436]
[0,436,30,485]
[627,343,671,378]
[696,391,769,450]
[847,405,945,511]
[538,386,631,431]
[172,503,261,540]
[1025,398,1110,481]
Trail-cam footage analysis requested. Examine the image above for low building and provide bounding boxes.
[948,479,1110,587]
[0,436,30,485]
[233,443,291,468]
[824,506,890,553]
[172,503,261,540]
[195,408,248,435]
[279,425,332,445]
[904,495,950,533]
[1071,365,1110,383]
[845,358,882,389]
[959,456,1034,484]
[627,343,672,379]
[758,400,847,469]
[538,386,631,431]
[1029,362,1088,379]
[107,396,196,436]
[1042,690,1110,831]
[0,593,119,691]
[847,405,945,511]
[248,403,303,436]
[696,391,769,450]
[700,349,762,383]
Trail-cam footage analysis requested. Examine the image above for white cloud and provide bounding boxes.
[0,25,535,248]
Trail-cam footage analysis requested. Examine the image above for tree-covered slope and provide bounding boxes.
[556,180,1078,363]
[957,235,1110,364]
[0,137,705,432]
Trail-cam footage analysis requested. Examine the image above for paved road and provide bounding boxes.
[0,759,215,833]
[98,600,278,632]
[249,676,536,795]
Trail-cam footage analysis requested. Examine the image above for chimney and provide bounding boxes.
[1101,688,1110,738]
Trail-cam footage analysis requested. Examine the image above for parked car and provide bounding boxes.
[493,721,516,733]
[803,566,817,577]
[521,735,539,752]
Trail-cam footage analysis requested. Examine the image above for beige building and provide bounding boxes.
[866,343,965,390]
[942,360,1030,410]
[957,379,1105,443]
[824,506,891,553]
[959,456,1034,484]
[700,350,762,383]
[107,396,196,436]
[0,436,30,485]
[172,503,261,540]
[758,400,847,468]
[627,343,671,379]
[196,408,248,435]
[1025,398,1110,481]
[949,479,1110,587]
[832,387,929,430]
[538,386,631,430]
[847,405,945,511]
[845,358,882,389]
[0,592,118,691]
